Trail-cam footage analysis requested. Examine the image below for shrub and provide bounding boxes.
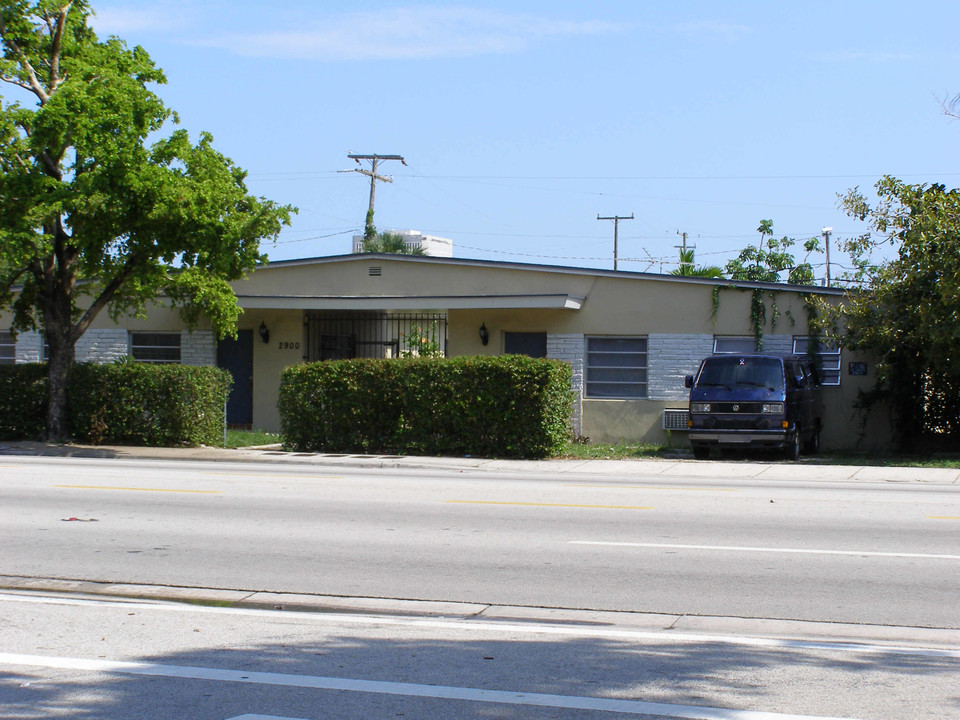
[279,356,573,459]
[68,362,231,446]
[0,364,49,440]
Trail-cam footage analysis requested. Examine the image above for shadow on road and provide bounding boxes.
[3,618,958,719]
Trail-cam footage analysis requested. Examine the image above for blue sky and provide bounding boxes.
[88,1,960,277]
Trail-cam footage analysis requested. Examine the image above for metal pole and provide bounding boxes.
[597,214,634,271]
[821,227,833,287]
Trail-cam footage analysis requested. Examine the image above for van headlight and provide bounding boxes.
[762,403,784,414]
[691,403,711,413]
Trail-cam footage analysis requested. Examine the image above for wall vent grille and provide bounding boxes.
[662,409,690,431]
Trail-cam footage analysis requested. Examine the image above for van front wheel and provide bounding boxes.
[784,430,800,461]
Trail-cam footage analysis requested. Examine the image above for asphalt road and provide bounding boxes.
[1,455,958,628]
[3,589,959,720]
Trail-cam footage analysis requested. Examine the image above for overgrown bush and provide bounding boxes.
[0,364,48,440]
[68,362,231,446]
[279,356,573,459]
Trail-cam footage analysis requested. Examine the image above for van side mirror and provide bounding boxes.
[793,375,805,388]
[684,375,694,389]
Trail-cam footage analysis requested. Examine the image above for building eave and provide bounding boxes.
[256,253,848,296]
[237,293,584,311]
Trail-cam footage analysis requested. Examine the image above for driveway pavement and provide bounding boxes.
[1,440,958,485]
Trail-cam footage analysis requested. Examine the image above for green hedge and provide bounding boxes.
[278,356,573,459]
[0,364,49,440]
[69,362,231,446]
[0,362,230,447]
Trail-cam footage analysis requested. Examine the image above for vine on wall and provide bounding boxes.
[716,219,822,351]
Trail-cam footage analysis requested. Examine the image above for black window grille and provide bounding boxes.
[304,312,447,361]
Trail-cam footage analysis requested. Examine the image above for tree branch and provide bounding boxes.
[947,97,960,120]
[39,149,62,179]
[48,4,74,91]
[0,13,52,103]
[73,255,140,342]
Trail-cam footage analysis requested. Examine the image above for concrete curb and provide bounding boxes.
[3,576,959,652]
[1,440,959,484]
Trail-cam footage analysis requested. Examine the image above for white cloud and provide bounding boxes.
[89,7,187,35]
[814,50,916,63]
[673,20,752,43]
[202,6,624,61]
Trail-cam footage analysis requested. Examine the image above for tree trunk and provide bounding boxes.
[45,339,74,441]
[43,297,76,442]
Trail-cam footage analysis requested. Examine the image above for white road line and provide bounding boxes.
[2,593,958,660]
[0,652,869,720]
[570,540,960,561]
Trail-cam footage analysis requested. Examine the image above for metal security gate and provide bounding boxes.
[304,312,447,361]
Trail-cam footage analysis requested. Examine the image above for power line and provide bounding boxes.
[400,172,960,181]
[247,169,960,181]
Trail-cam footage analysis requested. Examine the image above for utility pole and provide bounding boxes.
[675,230,695,272]
[346,153,406,238]
[821,227,833,287]
[597,213,634,271]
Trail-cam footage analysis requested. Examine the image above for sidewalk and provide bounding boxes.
[2,440,958,485]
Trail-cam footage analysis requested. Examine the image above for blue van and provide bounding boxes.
[684,354,822,460]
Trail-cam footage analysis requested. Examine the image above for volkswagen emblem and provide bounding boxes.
[732,404,740,412]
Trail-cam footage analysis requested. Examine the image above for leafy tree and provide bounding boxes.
[362,232,426,255]
[723,220,819,349]
[360,210,427,255]
[669,247,724,278]
[838,176,960,449]
[363,208,377,245]
[0,2,294,440]
[359,215,425,255]
[725,220,819,286]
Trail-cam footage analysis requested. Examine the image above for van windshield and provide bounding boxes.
[697,357,783,391]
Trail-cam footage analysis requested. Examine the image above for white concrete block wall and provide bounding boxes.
[547,333,584,436]
[761,334,793,356]
[647,334,714,401]
[15,329,128,364]
[14,331,43,363]
[75,329,129,363]
[181,330,216,366]
[13,329,216,366]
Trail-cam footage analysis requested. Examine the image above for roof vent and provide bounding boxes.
[368,266,382,277]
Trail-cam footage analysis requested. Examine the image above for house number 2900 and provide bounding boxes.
[278,341,300,350]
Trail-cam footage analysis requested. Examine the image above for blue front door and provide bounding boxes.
[217,330,253,426]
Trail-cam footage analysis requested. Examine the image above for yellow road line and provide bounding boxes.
[564,484,737,492]
[929,516,960,520]
[202,473,341,480]
[447,500,653,510]
[54,485,222,495]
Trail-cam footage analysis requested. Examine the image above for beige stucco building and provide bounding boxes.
[1,254,891,451]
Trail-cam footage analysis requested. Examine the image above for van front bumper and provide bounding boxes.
[689,430,789,449]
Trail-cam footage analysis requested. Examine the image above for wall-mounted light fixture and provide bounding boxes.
[259,321,270,344]
[479,322,489,346]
